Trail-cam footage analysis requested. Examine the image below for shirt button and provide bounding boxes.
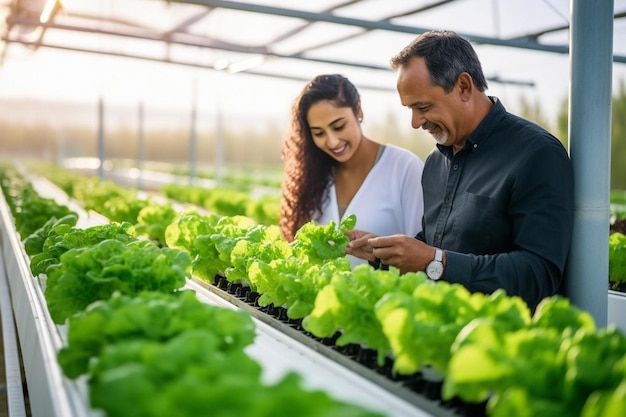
[445,197,450,203]
[453,165,458,170]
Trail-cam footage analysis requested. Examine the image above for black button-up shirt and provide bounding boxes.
[416,97,574,311]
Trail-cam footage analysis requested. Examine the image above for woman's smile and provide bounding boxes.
[331,143,347,155]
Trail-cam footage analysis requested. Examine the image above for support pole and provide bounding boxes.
[97,96,105,180]
[567,0,614,327]
[189,78,198,185]
[137,100,145,189]
[215,104,224,183]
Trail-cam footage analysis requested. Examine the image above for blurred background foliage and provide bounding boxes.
[2,88,625,190]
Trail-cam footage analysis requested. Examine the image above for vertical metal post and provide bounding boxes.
[491,0,500,37]
[189,78,198,185]
[55,127,64,165]
[97,96,105,180]
[567,0,614,327]
[215,104,224,183]
[137,100,145,189]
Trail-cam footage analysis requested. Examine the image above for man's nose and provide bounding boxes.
[411,111,426,130]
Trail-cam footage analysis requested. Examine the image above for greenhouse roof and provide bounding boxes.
[2,0,625,93]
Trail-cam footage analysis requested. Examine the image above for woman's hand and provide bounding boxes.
[345,229,379,262]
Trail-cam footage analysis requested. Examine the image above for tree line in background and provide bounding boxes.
[515,80,626,191]
[1,86,625,189]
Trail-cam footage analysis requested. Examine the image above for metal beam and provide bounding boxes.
[264,0,457,49]
[4,15,392,71]
[265,0,361,46]
[1,34,534,88]
[167,0,626,63]
[512,10,626,41]
[283,0,459,56]
[0,37,396,91]
[164,8,214,36]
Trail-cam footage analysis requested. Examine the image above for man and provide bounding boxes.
[345,30,574,312]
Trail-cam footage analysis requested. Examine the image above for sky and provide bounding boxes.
[1,0,625,135]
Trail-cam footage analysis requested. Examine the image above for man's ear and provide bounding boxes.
[457,72,473,101]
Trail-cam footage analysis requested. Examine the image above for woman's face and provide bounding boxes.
[307,100,362,162]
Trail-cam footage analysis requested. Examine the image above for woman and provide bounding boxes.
[280,74,424,267]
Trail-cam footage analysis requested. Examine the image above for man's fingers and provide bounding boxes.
[368,235,392,249]
[369,234,407,249]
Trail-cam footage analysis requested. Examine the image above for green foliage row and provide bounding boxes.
[162,198,626,416]
[610,233,626,287]
[0,163,75,240]
[0,164,385,417]
[169,164,283,188]
[29,162,280,228]
[5,161,626,416]
[161,182,280,225]
[612,190,626,223]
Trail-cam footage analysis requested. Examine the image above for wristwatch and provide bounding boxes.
[426,248,444,281]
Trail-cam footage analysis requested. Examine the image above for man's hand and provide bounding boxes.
[348,231,437,274]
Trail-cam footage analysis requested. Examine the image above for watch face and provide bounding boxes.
[426,261,443,280]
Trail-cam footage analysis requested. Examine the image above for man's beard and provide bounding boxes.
[423,122,448,145]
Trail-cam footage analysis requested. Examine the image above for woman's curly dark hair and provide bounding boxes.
[280,74,361,241]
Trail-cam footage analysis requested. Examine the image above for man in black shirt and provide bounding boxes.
[346,30,574,311]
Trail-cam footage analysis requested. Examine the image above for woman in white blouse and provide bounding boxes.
[280,74,425,268]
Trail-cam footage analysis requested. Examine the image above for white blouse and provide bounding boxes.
[315,144,425,268]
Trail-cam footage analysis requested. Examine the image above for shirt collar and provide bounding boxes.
[436,96,506,158]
